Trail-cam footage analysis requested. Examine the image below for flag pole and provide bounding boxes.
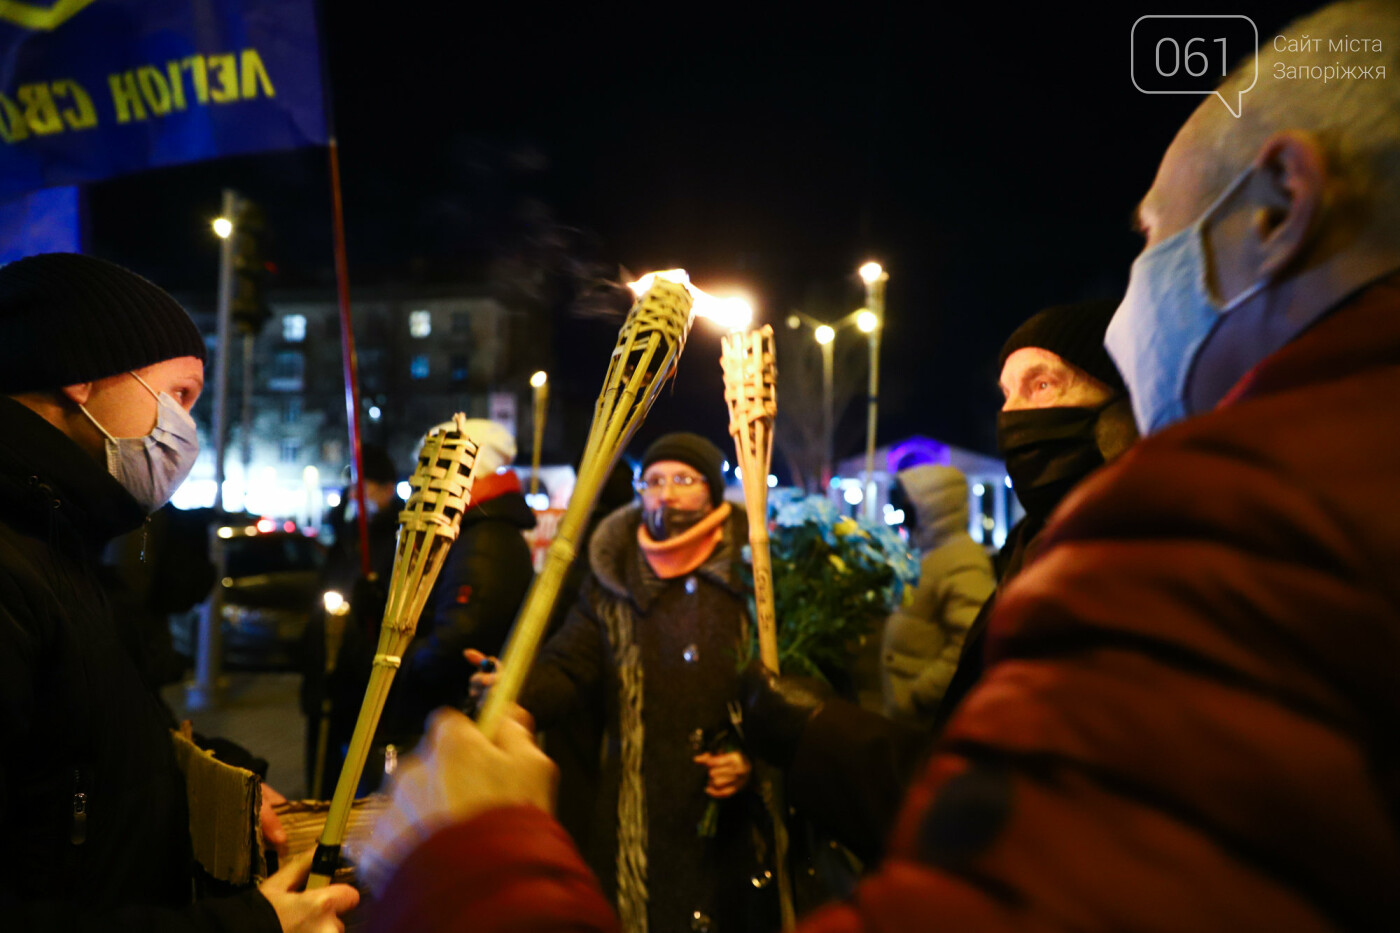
[328,136,372,578]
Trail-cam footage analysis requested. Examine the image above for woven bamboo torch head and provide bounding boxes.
[722,324,778,444]
[609,271,696,412]
[399,413,480,538]
[382,414,481,631]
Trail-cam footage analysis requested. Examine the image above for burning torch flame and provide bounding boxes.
[627,270,754,331]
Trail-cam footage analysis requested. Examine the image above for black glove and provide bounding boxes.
[738,659,831,770]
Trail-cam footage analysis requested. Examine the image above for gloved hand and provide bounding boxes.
[738,659,831,770]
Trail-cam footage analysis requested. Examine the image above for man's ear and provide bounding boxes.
[1251,130,1327,279]
[59,382,94,406]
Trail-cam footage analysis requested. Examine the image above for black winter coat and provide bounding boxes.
[0,398,278,932]
[380,474,536,742]
[520,502,776,933]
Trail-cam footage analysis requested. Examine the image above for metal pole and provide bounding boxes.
[189,189,237,711]
[211,189,236,512]
[186,526,226,709]
[240,332,254,495]
[530,380,548,498]
[862,275,886,519]
[821,339,834,492]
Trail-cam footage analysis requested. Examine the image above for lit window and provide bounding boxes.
[410,354,430,379]
[409,310,432,338]
[280,438,301,463]
[282,314,307,342]
[270,350,305,390]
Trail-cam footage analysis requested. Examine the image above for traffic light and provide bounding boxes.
[229,196,271,335]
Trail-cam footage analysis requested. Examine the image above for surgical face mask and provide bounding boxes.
[997,404,1108,521]
[1105,165,1269,435]
[79,372,200,513]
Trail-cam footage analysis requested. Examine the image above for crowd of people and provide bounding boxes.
[2,1,1397,930]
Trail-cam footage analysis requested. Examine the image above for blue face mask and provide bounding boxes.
[79,372,200,512]
[1105,165,1268,435]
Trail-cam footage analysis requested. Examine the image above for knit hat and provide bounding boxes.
[997,299,1126,394]
[0,253,206,394]
[459,418,517,474]
[640,432,726,506]
[360,444,399,485]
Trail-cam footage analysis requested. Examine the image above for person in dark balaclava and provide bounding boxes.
[992,300,1138,574]
[734,299,1139,867]
[931,299,1139,724]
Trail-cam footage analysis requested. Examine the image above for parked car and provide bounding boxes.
[172,524,327,670]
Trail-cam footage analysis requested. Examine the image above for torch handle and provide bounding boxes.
[749,523,779,672]
[306,645,401,888]
[475,534,576,737]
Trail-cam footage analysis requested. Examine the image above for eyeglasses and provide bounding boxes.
[634,473,708,494]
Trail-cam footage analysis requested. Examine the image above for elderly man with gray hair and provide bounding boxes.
[357,3,1400,929]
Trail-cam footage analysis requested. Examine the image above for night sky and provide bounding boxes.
[83,2,1320,464]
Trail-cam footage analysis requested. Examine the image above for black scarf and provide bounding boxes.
[997,403,1109,521]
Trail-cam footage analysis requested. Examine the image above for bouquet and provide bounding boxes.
[757,488,920,685]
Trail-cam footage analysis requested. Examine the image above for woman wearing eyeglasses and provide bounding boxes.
[496,431,777,933]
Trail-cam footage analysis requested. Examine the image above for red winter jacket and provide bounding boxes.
[372,273,1400,932]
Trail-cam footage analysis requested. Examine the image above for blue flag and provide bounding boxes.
[0,0,328,201]
[0,186,81,261]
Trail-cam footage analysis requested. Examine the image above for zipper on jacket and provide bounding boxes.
[71,768,87,846]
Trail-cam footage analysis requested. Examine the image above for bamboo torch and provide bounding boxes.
[721,324,780,671]
[307,415,481,889]
[476,271,695,737]
[720,323,796,929]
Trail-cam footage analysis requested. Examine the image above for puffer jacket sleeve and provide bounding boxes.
[867,426,1400,930]
[918,541,995,709]
[369,806,617,933]
[883,540,995,722]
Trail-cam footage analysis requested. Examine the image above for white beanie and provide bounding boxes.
[459,418,517,475]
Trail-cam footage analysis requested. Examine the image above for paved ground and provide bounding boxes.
[163,671,309,799]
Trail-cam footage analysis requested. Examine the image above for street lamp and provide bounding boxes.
[530,370,548,499]
[858,261,888,519]
[212,216,233,239]
[813,324,836,489]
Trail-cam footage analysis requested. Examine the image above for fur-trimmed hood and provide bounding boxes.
[588,501,748,609]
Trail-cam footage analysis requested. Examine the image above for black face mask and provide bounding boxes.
[997,404,1108,521]
[643,504,710,541]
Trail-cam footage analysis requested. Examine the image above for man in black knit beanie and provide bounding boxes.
[0,253,358,933]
